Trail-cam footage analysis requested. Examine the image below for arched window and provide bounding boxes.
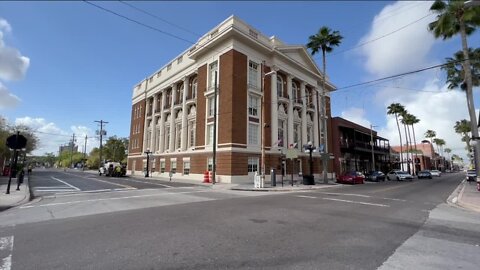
[191,78,197,99]
[276,75,284,97]
[292,82,298,101]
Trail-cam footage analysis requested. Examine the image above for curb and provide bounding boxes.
[447,179,480,213]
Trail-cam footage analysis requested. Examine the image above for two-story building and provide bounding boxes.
[127,16,335,184]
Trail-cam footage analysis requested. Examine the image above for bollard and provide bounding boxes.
[271,169,276,187]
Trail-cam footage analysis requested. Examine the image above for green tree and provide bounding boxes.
[402,113,419,174]
[425,130,437,169]
[387,103,406,169]
[306,26,343,183]
[454,119,472,151]
[429,0,480,171]
[87,147,100,169]
[103,136,129,163]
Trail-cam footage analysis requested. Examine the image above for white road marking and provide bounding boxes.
[452,196,458,203]
[61,172,134,189]
[42,188,137,198]
[35,186,75,189]
[115,177,174,188]
[51,177,81,191]
[318,192,371,198]
[0,236,14,270]
[296,195,317,199]
[381,197,407,202]
[19,190,210,209]
[34,189,78,192]
[323,197,389,207]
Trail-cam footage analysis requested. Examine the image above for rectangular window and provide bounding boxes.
[183,161,190,175]
[160,161,165,173]
[294,123,301,149]
[248,157,259,173]
[208,96,215,117]
[165,126,170,150]
[206,123,214,145]
[188,120,196,148]
[248,61,258,89]
[175,123,182,149]
[171,160,177,173]
[248,123,258,145]
[248,95,259,116]
[207,157,213,171]
[209,61,218,89]
[307,126,313,144]
[278,120,284,147]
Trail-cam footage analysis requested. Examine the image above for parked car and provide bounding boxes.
[365,171,386,182]
[337,171,365,184]
[466,169,477,182]
[430,170,441,177]
[417,170,432,179]
[387,170,413,181]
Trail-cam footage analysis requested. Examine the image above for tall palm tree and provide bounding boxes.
[454,119,472,151]
[425,130,437,169]
[433,138,446,170]
[409,115,421,172]
[387,103,406,170]
[444,147,452,163]
[307,26,343,183]
[429,0,480,173]
[400,111,412,174]
[403,113,419,174]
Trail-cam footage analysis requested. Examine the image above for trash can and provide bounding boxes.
[271,169,276,187]
[303,175,314,185]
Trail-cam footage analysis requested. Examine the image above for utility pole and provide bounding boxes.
[370,125,378,171]
[70,133,76,169]
[212,71,217,185]
[83,135,88,171]
[95,120,108,168]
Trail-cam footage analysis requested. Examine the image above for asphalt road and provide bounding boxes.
[1,172,479,269]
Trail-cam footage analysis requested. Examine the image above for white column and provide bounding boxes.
[159,91,166,152]
[287,75,294,147]
[271,74,278,147]
[169,84,177,152]
[181,77,189,151]
[301,82,307,146]
[313,88,319,147]
[150,95,158,151]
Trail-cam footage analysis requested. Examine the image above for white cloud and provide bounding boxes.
[358,1,436,77]
[340,107,371,129]
[0,82,20,109]
[0,17,30,81]
[14,117,98,156]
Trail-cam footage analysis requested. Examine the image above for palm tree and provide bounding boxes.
[400,111,413,174]
[387,103,406,170]
[429,0,480,172]
[454,119,472,151]
[425,130,437,169]
[307,26,343,183]
[442,48,480,91]
[433,138,446,171]
[444,148,452,169]
[403,113,419,174]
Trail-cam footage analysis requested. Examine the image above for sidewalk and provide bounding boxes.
[0,175,31,211]
[448,179,480,213]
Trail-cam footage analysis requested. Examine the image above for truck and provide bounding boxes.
[99,161,126,177]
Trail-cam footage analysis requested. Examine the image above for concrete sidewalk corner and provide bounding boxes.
[447,179,480,213]
[0,175,32,211]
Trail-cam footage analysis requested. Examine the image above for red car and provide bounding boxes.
[337,171,365,184]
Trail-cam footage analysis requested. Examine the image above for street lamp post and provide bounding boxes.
[144,149,152,177]
[303,141,316,185]
[261,67,277,187]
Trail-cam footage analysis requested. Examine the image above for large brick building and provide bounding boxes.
[127,16,335,183]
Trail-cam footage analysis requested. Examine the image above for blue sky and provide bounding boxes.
[0,1,478,160]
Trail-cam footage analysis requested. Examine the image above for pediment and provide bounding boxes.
[276,46,322,76]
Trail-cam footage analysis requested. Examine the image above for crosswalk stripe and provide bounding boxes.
[0,236,14,270]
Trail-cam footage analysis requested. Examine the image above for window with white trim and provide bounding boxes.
[277,75,284,97]
[164,125,170,151]
[208,96,215,117]
[191,78,197,99]
[248,123,259,145]
[294,123,301,149]
[188,120,196,148]
[175,123,182,149]
[183,161,190,175]
[171,160,177,173]
[248,61,258,89]
[248,95,259,117]
[206,123,214,145]
[278,119,285,147]
[209,61,218,90]
[160,161,165,173]
[248,157,259,173]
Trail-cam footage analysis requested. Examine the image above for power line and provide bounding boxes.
[118,1,201,38]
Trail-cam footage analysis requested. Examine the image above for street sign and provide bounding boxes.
[286,149,298,159]
[6,134,27,150]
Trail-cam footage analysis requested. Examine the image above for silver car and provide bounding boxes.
[387,170,413,181]
[430,170,441,177]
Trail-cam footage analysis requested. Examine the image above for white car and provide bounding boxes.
[387,170,413,181]
[430,170,441,177]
